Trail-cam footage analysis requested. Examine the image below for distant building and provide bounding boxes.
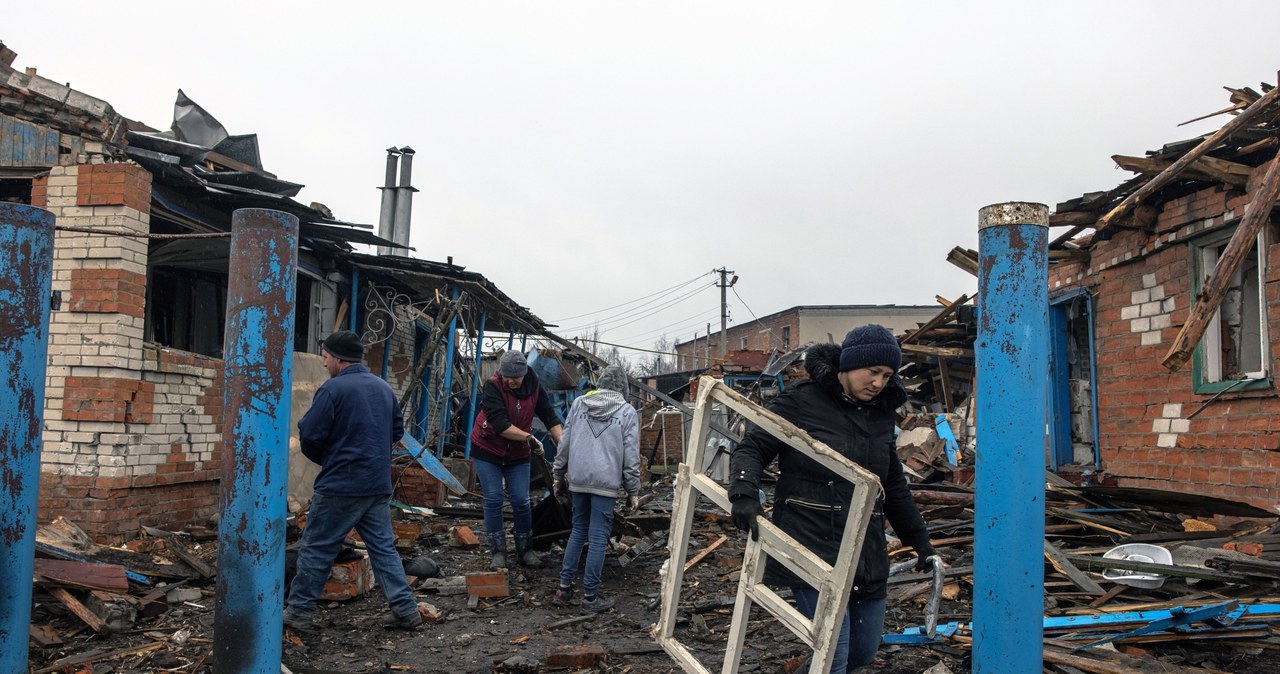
[673,305,937,370]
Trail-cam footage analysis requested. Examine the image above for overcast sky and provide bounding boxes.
[8,2,1280,357]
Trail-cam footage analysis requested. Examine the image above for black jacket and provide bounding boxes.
[728,343,933,599]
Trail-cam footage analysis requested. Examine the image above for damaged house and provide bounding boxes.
[1,44,584,543]
[1035,81,1280,512]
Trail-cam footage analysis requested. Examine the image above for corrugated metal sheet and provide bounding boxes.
[0,113,60,167]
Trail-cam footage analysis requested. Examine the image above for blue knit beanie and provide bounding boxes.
[838,324,901,372]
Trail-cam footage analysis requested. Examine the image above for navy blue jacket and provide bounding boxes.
[298,364,404,496]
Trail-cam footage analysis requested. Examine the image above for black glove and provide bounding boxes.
[914,548,939,572]
[731,497,764,541]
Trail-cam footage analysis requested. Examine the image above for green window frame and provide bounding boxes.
[1190,222,1274,394]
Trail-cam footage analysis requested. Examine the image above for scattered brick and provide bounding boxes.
[545,644,605,669]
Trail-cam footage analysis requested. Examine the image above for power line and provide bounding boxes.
[560,281,715,334]
[547,271,713,323]
[614,307,721,345]
[731,285,783,345]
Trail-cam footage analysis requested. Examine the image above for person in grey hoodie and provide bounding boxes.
[551,365,640,612]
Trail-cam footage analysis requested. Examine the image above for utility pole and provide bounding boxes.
[715,268,737,358]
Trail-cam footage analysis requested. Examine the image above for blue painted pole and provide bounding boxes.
[464,309,487,459]
[213,208,298,674]
[435,285,460,456]
[974,202,1049,672]
[0,203,54,672]
[506,330,514,350]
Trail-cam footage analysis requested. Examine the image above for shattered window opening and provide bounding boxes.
[1192,222,1275,391]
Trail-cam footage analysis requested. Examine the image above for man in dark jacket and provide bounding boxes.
[283,330,421,633]
[470,350,564,569]
[729,325,935,672]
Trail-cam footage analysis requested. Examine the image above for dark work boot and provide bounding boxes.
[514,532,542,568]
[488,532,507,570]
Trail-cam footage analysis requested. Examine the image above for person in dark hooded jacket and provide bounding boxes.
[728,324,936,672]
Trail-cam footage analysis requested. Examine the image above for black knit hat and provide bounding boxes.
[321,330,364,362]
[838,324,901,372]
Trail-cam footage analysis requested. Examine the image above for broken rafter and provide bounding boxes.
[900,294,972,345]
[1163,153,1280,371]
[945,247,978,277]
[1111,154,1253,190]
[1096,77,1280,233]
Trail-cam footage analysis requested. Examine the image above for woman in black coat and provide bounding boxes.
[729,325,936,672]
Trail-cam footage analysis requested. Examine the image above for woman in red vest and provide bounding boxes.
[469,350,564,569]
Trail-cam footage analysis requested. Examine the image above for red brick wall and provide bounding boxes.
[68,268,146,317]
[76,162,151,211]
[1050,180,1280,512]
[40,348,226,543]
[31,174,47,207]
[61,375,155,423]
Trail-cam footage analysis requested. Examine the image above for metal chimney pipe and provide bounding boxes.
[377,147,400,256]
[391,146,418,253]
[973,201,1049,673]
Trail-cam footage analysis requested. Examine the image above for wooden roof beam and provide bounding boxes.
[1095,75,1280,234]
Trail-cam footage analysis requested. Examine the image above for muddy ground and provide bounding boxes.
[28,486,961,673]
[27,480,1276,673]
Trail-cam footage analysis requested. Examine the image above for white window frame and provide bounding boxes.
[1196,226,1271,384]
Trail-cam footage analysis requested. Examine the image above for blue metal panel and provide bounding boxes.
[0,203,54,672]
[974,203,1049,673]
[464,309,487,459]
[1048,304,1072,469]
[212,208,298,673]
[435,285,460,457]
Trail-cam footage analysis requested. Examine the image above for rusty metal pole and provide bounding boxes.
[974,202,1049,672]
[0,203,54,672]
[213,208,298,673]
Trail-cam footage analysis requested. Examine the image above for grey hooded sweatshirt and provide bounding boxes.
[553,388,641,498]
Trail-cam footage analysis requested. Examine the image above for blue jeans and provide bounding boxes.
[473,460,532,537]
[558,492,616,597]
[790,586,886,672]
[285,492,418,619]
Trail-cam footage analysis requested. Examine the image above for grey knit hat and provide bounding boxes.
[595,365,629,393]
[838,324,901,372]
[498,350,529,377]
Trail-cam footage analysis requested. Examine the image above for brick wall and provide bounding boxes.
[36,159,229,542]
[1049,178,1280,512]
[675,309,800,370]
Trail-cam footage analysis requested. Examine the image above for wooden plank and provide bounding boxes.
[162,536,215,579]
[682,534,728,573]
[1112,154,1252,189]
[1096,81,1280,232]
[1044,540,1106,595]
[1065,554,1253,584]
[47,587,108,633]
[28,624,62,647]
[1163,153,1280,371]
[901,343,973,359]
[900,294,971,345]
[31,642,165,674]
[33,557,129,593]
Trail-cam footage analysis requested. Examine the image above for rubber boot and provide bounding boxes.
[514,532,542,568]
[488,532,507,570]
